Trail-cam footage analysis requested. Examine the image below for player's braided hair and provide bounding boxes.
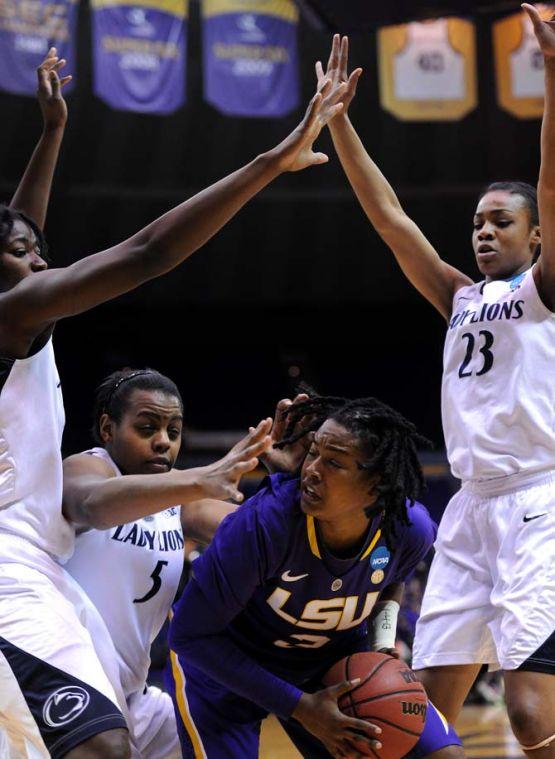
[276,396,429,549]
[91,367,183,444]
[0,204,49,263]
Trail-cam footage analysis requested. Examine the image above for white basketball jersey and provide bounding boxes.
[394,19,465,101]
[0,338,73,561]
[65,448,184,696]
[442,267,555,482]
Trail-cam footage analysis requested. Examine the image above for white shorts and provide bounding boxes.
[412,470,555,672]
[128,685,181,759]
[0,535,131,758]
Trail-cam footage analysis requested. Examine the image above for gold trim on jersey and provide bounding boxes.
[360,528,382,560]
[306,515,322,558]
[169,643,207,758]
[306,516,382,562]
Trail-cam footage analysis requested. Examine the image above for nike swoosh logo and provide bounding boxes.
[281,571,309,582]
[523,513,547,522]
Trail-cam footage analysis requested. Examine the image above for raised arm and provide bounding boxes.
[523,4,555,309]
[62,420,271,530]
[10,49,71,229]
[2,82,345,353]
[321,35,472,320]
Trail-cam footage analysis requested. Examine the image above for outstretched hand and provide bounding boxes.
[316,34,362,116]
[269,77,347,172]
[195,418,272,502]
[37,47,72,131]
[522,4,555,57]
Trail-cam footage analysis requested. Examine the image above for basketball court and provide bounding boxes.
[260,706,525,758]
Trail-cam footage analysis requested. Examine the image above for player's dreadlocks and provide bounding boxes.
[276,396,430,549]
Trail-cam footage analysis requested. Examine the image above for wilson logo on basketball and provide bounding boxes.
[42,686,90,728]
[401,701,427,722]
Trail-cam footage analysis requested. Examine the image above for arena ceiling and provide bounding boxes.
[296,0,529,30]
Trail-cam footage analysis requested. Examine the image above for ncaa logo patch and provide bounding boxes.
[370,546,390,571]
[42,685,90,728]
[510,272,526,291]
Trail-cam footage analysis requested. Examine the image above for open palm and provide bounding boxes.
[316,34,362,114]
[271,77,347,172]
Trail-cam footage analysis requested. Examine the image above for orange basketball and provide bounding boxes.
[323,652,428,758]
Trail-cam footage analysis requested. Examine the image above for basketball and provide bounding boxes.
[323,652,428,758]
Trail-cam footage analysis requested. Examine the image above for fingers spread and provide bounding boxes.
[327,32,340,71]
[332,678,361,697]
[310,152,329,166]
[315,60,325,82]
[339,35,349,76]
[232,457,260,475]
[49,70,61,96]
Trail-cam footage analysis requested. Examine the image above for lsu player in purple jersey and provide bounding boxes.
[318,17,555,757]
[168,396,463,758]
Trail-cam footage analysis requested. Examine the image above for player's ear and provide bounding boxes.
[530,224,541,250]
[98,413,114,444]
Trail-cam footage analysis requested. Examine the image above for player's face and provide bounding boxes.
[103,389,183,475]
[300,419,378,522]
[472,191,539,281]
[0,219,47,292]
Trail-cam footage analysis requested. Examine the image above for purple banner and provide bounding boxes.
[202,0,299,117]
[0,0,77,96]
[91,0,187,114]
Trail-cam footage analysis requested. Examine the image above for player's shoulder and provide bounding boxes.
[244,473,301,527]
[398,500,437,548]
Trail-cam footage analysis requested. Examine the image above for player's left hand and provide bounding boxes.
[267,77,347,172]
[37,47,72,131]
[522,4,555,57]
[259,393,311,474]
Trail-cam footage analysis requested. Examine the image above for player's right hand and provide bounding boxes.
[291,681,382,758]
[315,34,362,117]
[37,47,72,131]
[194,418,272,502]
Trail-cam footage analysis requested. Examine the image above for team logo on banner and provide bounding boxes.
[378,18,477,121]
[91,0,188,114]
[494,4,554,119]
[0,0,77,96]
[202,0,299,117]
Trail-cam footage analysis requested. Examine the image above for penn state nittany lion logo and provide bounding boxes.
[42,686,90,727]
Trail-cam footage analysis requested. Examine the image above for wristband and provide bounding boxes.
[370,600,400,651]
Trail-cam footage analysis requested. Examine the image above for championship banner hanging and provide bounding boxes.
[378,18,477,122]
[494,4,554,119]
[0,0,77,96]
[202,0,299,117]
[91,0,188,114]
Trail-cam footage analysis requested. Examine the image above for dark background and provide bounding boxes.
[0,0,542,458]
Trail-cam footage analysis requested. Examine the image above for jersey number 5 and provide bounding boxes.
[458,330,494,378]
[134,560,168,604]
